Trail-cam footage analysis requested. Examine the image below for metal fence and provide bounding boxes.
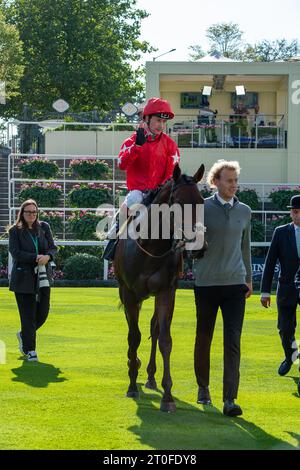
[168,114,286,149]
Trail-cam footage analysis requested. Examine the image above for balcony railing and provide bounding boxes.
[168,114,286,149]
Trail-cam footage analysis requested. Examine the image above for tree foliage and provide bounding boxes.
[189,21,298,62]
[206,22,243,59]
[240,39,298,62]
[0,0,152,117]
[0,9,24,104]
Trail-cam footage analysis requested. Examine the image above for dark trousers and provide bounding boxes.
[15,287,51,353]
[277,300,299,362]
[194,284,247,402]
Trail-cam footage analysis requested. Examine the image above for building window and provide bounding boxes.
[231,92,258,109]
[181,92,205,109]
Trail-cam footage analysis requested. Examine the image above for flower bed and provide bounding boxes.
[19,156,60,179]
[67,210,106,240]
[19,182,62,207]
[269,186,300,210]
[39,211,64,234]
[69,158,110,180]
[237,188,260,210]
[68,183,112,208]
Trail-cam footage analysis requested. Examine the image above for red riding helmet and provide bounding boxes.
[143,97,174,120]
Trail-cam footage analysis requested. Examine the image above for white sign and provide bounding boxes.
[122,102,138,117]
[52,99,69,113]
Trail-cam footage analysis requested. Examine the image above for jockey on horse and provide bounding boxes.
[102,97,180,260]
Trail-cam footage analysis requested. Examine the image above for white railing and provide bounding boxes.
[8,153,125,237]
[168,114,286,149]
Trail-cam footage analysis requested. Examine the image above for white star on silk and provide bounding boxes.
[118,143,135,164]
[171,152,180,164]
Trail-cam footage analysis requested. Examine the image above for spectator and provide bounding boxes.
[9,199,57,362]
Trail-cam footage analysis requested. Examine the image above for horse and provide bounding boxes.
[113,164,206,412]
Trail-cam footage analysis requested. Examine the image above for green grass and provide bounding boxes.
[0,287,299,450]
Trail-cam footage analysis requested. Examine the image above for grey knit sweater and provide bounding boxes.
[194,194,252,286]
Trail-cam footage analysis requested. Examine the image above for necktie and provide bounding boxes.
[295,227,300,258]
[224,203,231,211]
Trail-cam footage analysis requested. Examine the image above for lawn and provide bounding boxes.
[0,287,299,450]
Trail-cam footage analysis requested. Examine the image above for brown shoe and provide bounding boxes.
[197,386,212,405]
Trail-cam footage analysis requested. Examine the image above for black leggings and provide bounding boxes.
[15,288,51,353]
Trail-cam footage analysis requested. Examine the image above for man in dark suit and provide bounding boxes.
[260,195,300,376]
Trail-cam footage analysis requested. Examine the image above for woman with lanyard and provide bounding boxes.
[8,199,57,361]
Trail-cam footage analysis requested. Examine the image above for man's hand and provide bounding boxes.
[36,255,50,266]
[261,295,271,308]
[135,127,147,146]
[245,282,253,299]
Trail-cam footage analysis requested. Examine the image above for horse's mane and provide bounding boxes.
[143,174,196,206]
[142,183,166,206]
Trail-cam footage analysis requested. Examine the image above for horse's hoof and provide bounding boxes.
[145,380,157,390]
[126,390,139,399]
[160,401,176,412]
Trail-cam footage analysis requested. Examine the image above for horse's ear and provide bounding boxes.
[193,164,205,183]
[173,164,181,182]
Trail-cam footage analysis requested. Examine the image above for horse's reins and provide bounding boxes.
[134,178,195,259]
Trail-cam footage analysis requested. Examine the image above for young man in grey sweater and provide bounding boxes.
[193,160,252,417]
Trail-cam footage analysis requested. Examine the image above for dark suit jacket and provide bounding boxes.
[294,263,300,294]
[9,221,57,294]
[260,223,299,306]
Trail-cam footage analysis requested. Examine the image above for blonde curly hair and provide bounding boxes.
[207,160,241,188]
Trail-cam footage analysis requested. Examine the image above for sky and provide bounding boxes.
[136,0,300,63]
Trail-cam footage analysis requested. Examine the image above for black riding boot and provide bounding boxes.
[102,215,120,261]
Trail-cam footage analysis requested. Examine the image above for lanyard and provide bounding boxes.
[28,232,39,256]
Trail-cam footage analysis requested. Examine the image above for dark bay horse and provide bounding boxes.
[113,164,205,412]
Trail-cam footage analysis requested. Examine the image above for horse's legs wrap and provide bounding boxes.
[145,311,159,390]
[122,286,142,398]
[156,287,176,411]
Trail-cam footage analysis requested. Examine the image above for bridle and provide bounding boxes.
[134,177,202,259]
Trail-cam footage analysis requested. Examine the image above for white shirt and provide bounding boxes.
[216,193,234,207]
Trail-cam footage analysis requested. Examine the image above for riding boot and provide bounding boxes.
[102,215,120,261]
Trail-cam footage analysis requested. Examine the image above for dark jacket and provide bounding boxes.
[294,263,300,294]
[9,221,57,294]
[260,223,299,306]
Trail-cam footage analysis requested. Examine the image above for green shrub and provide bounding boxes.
[55,245,104,270]
[237,188,260,210]
[19,182,62,206]
[68,183,112,208]
[269,187,300,210]
[270,214,291,229]
[63,253,102,280]
[200,185,213,198]
[67,211,106,240]
[251,218,265,242]
[0,245,8,269]
[69,158,110,180]
[39,211,64,235]
[19,157,60,179]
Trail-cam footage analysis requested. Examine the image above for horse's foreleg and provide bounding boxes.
[123,288,141,398]
[156,288,176,412]
[145,311,159,390]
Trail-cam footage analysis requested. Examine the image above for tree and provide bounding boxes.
[188,44,205,62]
[0,0,153,118]
[206,22,244,59]
[0,9,24,106]
[241,39,298,62]
[189,23,299,62]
